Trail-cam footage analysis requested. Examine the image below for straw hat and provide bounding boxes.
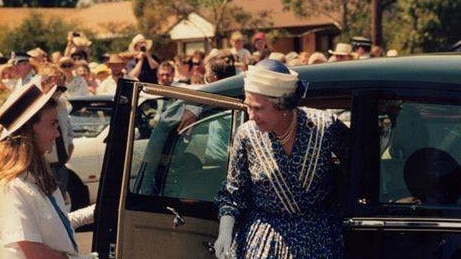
[128,34,153,52]
[58,56,75,67]
[106,54,126,65]
[0,83,57,141]
[92,64,111,75]
[328,43,352,56]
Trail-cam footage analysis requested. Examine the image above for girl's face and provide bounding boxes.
[76,66,89,78]
[244,91,282,133]
[33,107,60,154]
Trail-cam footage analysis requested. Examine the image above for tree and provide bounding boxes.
[132,0,273,49]
[390,0,461,53]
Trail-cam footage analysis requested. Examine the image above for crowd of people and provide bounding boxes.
[0,31,398,105]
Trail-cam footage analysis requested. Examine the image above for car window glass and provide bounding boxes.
[69,103,111,138]
[379,100,461,206]
[162,112,232,201]
[130,109,234,201]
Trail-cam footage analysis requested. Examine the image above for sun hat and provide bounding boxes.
[128,34,153,52]
[92,64,111,75]
[328,43,353,56]
[0,82,57,141]
[9,51,31,65]
[244,59,298,97]
[106,54,126,65]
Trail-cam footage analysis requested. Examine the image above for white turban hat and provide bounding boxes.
[244,59,298,97]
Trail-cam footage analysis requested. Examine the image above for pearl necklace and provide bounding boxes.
[276,110,297,145]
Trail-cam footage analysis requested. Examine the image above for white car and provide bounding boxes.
[66,94,166,210]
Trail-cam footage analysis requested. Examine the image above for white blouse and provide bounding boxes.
[0,172,77,258]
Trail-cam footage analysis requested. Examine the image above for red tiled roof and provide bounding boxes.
[0,0,338,37]
[0,1,137,37]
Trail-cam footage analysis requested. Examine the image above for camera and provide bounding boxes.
[140,46,146,52]
[72,32,80,37]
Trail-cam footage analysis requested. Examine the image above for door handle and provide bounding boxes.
[166,206,185,227]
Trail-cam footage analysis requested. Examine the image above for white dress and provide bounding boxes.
[0,172,78,258]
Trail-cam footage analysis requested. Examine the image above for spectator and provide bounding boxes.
[9,51,39,90]
[229,31,251,71]
[268,52,286,63]
[51,51,63,64]
[39,63,74,211]
[64,31,92,62]
[97,54,129,95]
[91,63,111,93]
[328,43,353,62]
[75,62,98,95]
[173,53,192,86]
[59,57,89,97]
[0,63,17,91]
[251,32,269,55]
[308,52,328,65]
[191,50,206,77]
[127,34,160,83]
[285,51,301,66]
[351,36,372,59]
[157,61,175,86]
[298,51,310,65]
[371,45,384,58]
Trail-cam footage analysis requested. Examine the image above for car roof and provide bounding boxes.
[197,54,461,98]
[293,54,461,92]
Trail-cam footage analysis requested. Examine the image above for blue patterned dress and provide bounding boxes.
[216,107,350,258]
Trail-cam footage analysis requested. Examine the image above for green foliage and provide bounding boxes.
[0,12,73,54]
[0,12,137,62]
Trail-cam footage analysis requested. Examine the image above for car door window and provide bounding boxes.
[379,100,461,206]
[162,111,232,201]
[130,109,235,201]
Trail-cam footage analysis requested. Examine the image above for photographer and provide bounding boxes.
[64,31,92,62]
[127,34,160,83]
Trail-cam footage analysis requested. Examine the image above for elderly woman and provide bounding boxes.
[214,59,350,258]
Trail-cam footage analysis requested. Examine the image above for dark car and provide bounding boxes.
[92,54,461,258]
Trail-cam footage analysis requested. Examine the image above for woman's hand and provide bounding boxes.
[214,215,235,258]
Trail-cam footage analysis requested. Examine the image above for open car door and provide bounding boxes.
[93,79,246,259]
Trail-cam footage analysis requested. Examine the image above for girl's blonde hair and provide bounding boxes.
[0,99,58,194]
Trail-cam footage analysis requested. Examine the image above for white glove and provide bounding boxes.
[69,204,95,229]
[67,252,98,259]
[214,215,235,259]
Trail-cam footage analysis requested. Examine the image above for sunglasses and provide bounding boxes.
[61,63,74,69]
[57,86,67,92]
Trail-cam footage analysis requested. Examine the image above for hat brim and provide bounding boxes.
[0,83,57,141]
[328,50,351,56]
[129,39,153,52]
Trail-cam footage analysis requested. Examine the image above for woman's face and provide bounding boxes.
[254,39,266,51]
[244,91,281,132]
[33,107,60,154]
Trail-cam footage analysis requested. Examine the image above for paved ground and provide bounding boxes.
[76,231,93,254]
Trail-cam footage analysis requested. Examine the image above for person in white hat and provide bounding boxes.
[0,81,97,258]
[328,43,354,62]
[127,34,160,83]
[214,59,350,258]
